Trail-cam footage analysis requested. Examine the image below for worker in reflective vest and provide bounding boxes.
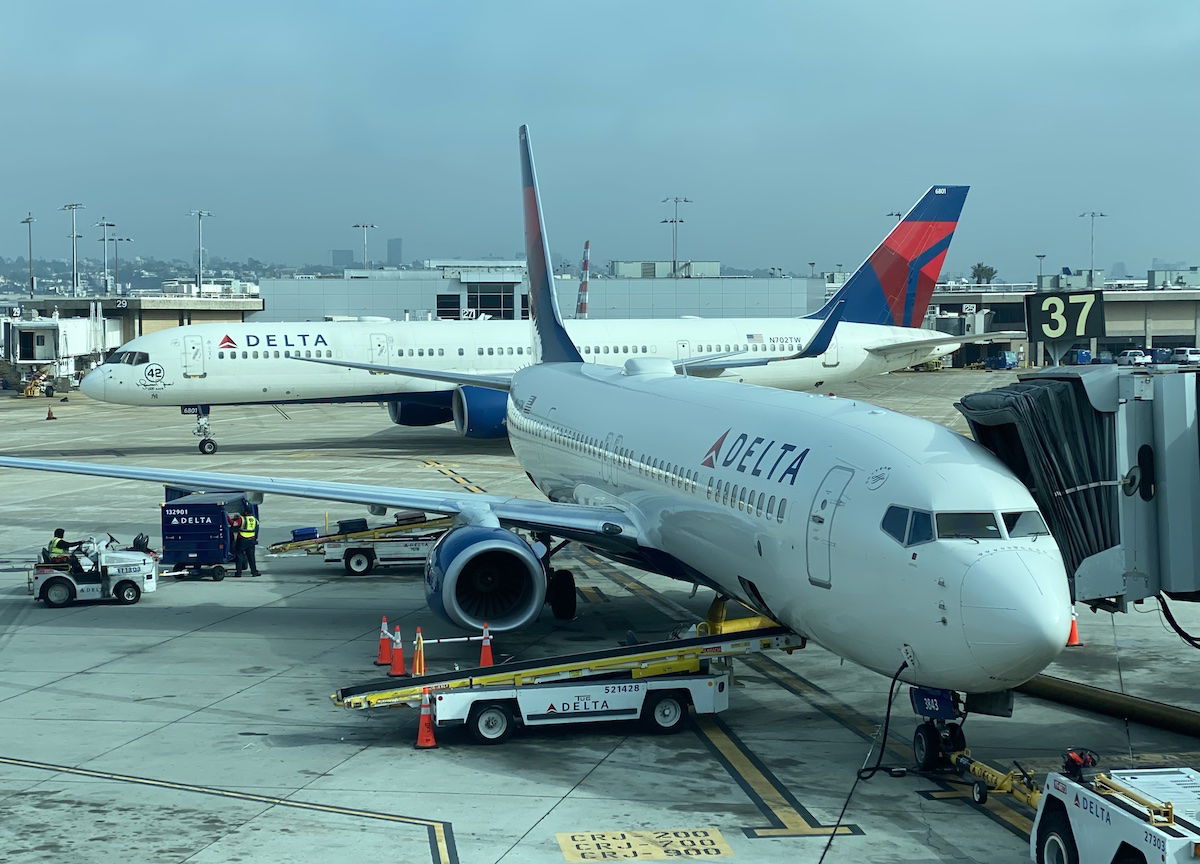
[232,512,261,578]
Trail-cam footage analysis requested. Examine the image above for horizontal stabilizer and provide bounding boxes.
[865,330,1027,360]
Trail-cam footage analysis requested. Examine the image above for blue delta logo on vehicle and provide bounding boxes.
[700,428,810,485]
[218,333,329,349]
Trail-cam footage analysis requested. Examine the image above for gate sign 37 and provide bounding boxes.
[1024,290,1106,343]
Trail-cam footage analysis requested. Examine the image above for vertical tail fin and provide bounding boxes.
[576,240,590,319]
[520,125,583,364]
[807,186,968,328]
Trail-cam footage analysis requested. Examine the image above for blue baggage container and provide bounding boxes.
[291,527,320,541]
[161,492,257,568]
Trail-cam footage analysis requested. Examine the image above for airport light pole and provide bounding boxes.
[95,218,116,293]
[1036,253,1046,285]
[808,261,816,278]
[20,212,35,299]
[112,237,132,293]
[353,223,377,270]
[188,210,213,293]
[660,196,691,276]
[61,203,84,294]
[1078,211,1107,287]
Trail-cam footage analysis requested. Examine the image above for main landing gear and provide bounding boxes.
[910,686,968,771]
[192,411,218,455]
[534,533,577,621]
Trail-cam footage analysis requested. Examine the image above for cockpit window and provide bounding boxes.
[936,512,1000,539]
[1003,511,1050,538]
[103,351,149,365]
[881,506,908,543]
[908,511,934,545]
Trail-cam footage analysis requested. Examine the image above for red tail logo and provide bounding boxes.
[218,335,236,349]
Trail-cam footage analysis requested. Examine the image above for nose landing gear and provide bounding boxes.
[910,686,967,770]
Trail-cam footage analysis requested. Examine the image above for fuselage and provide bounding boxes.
[505,358,1070,694]
[81,318,953,406]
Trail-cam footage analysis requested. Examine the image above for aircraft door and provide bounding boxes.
[675,340,690,360]
[806,466,854,588]
[370,333,389,364]
[182,335,206,378]
[821,336,840,367]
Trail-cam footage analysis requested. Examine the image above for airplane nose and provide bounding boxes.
[960,550,1071,686]
[80,369,105,400]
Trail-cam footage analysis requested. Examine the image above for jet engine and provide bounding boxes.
[424,525,546,631]
[452,385,509,439]
[386,398,453,427]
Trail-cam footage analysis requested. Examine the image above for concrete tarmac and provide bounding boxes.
[1,370,1198,864]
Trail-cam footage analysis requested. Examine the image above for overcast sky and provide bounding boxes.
[3,2,1196,280]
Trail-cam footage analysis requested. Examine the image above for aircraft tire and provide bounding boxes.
[912,722,941,770]
[199,439,217,455]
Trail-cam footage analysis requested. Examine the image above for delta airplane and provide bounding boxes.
[81,187,1018,454]
[1,127,1067,758]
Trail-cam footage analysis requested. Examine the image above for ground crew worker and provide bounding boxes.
[233,511,261,578]
[48,528,82,559]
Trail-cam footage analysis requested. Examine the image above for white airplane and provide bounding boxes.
[80,185,1019,454]
[1,127,1067,759]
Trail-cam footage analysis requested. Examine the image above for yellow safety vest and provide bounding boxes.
[238,515,258,539]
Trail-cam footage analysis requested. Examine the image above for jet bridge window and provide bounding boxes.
[1003,511,1050,538]
[936,512,1000,540]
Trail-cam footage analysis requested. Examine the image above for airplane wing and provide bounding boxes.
[865,330,1027,360]
[296,357,511,391]
[0,457,639,551]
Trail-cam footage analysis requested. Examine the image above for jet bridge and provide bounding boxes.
[956,365,1200,612]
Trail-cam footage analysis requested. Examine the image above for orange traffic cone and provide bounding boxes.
[1066,609,1083,647]
[374,616,392,666]
[388,625,407,676]
[45,406,56,421]
[413,627,426,677]
[479,621,494,668]
[414,687,438,749]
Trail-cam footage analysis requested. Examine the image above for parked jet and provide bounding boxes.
[1,127,1067,758]
[81,186,1017,453]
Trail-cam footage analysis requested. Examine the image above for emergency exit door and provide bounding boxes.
[370,334,389,364]
[806,466,854,588]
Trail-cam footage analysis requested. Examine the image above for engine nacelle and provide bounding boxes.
[453,385,509,439]
[424,525,546,631]
[387,398,453,427]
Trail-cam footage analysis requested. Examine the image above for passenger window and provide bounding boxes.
[304,350,311,358]
[706,477,715,500]
[252,350,259,359]
[777,499,787,522]
[622,346,629,353]
[756,492,765,517]
[908,511,933,546]
[516,347,523,355]
[882,506,909,543]
[274,350,280,358]
[218,351,224,359]
[722,483,732,507]
[438,349,444,356]
[418,349,424,357]
[766,495,776,518]
[738,487,748,510]
[603,346,610,354]
[241,351,248,359]
[642,345,648,353]
[478,348,484,356]
[488,348,494,355]
[458,348,464,356]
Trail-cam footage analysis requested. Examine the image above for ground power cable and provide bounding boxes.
[816,660,908,864]
[1158,595,1200,650]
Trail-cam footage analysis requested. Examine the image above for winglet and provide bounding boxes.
[520,125,583,364]
[794,300,844,359]
[806,185,968,328]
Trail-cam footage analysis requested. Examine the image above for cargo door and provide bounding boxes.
[182,335,206,378]
[806,466,854,588]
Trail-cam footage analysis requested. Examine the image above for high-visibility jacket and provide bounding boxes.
[48,537,70,556]
[238,514,258,539]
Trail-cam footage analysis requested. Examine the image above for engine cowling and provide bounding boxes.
[387,398,454,427]
[453,385,509,439]
[424,525,546,631]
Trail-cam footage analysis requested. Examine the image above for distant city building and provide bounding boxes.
[387,238,404,267]
[331,249,354,268]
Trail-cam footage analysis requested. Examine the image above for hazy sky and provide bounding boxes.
[3,2,1197,280]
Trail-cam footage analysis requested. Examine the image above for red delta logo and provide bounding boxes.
[700,427,810,486]
[218,335,237,349]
